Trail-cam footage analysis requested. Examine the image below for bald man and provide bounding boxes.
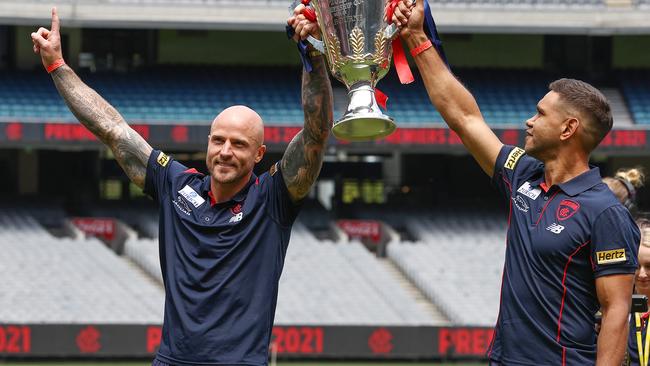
[32,7,333,366]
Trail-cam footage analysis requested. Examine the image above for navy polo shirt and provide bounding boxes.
[488,145,640,365]
[144,150,300,365]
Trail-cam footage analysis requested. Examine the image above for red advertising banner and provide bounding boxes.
[337,220,382,243]
[0,324,495,360]
[71,218,116,241]
[1,121,648,154]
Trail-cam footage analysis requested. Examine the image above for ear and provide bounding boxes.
[255,144,267,163]
[560,117,580,141]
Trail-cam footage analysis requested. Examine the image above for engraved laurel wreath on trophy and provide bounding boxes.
[308,0,400,141]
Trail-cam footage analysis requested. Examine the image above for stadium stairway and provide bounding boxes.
[377,258,450,325]
[601,87,635,126]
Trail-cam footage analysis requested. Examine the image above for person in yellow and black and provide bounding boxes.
[626,219,650,366]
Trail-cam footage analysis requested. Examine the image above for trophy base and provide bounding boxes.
[332,114,396,141]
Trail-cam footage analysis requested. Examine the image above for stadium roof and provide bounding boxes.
[1,0,650,35]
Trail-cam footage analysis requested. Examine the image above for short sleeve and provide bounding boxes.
[491,145,540,200]
[144,150,188,203]
[261,162,303,227]
[591,205,640,277]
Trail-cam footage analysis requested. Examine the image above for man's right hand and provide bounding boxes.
[391,0,425,41]
[31,7,63,68]
[287,4,321,43]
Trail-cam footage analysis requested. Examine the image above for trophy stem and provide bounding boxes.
[331,82,396,141]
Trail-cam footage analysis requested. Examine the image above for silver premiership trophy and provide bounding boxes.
[309,0,399,141]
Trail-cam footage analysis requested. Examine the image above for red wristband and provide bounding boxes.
[46,59,65,73]
[410,39,432,57]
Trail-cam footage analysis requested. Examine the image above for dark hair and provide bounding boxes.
[549,78,613,151]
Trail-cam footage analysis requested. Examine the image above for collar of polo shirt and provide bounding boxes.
[203,173,258,207]
[528,166,603,197]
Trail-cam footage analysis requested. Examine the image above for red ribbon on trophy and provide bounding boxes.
[385,0,415,85]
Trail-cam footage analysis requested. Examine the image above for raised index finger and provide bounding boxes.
[51,7,60,33]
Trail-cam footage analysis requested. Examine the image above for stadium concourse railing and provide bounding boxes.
[0,324,493,360]
[0,119,648,155]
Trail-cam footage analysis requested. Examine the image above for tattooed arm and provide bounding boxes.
[31,8,152,188]
[281,54,333,202]
[51,66,153,188]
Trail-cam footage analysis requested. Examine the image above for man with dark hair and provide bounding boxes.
[391,2,640,365]
[548,78,613,152]
[32,7,332,366]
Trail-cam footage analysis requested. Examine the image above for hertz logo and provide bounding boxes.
[504,147,525,170]
[596,249,626,265]
[157,152,170,167]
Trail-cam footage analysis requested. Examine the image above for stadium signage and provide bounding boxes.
[0,324,495,360]
[71,218,116,241]
[1,122,648,154]
[337,220,382,243]
[0,325,31,354]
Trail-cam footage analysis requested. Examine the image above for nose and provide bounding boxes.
[219,140,233,157]
[525,115,535,129]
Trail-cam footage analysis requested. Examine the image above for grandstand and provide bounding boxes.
[0,0,649,362]
[0,208,164,324]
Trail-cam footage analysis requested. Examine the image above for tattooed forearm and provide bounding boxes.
[51,65,153,188]
[282,55,334,202]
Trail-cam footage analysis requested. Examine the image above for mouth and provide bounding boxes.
[214,161,236,169]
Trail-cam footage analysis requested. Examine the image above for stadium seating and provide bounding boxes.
[82,202,159,238]
[276,223,442,325]
[4,67,649,126]
[0,67,304,124]
[0,209,164,323]
[0,68,591,126]
[123,222,443,325]
[385,208,507,326]
[620,70,650,125]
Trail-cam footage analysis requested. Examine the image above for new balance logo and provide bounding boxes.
[229,212,243,223]
[546,223,565,234]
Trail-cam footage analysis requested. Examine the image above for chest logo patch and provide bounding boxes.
[517,181,541,200]
[596,249,626,265]
[504,147,525,170]
[172,195,192,216]
[557,200,580,221]
[231,203,243,215]
[546,222,565,234]
[513,195,529,213]
[178,185,206,208]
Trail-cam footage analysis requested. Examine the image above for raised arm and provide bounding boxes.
[392,0,503,177]
[31,8,152,188]
[282,7,334,202]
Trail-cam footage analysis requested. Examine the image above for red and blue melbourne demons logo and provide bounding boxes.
[557,200,580,221]
[231,203,243,215]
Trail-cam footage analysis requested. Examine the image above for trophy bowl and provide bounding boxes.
[311,0,397,141]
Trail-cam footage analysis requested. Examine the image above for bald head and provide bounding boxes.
[211,105,264,146]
